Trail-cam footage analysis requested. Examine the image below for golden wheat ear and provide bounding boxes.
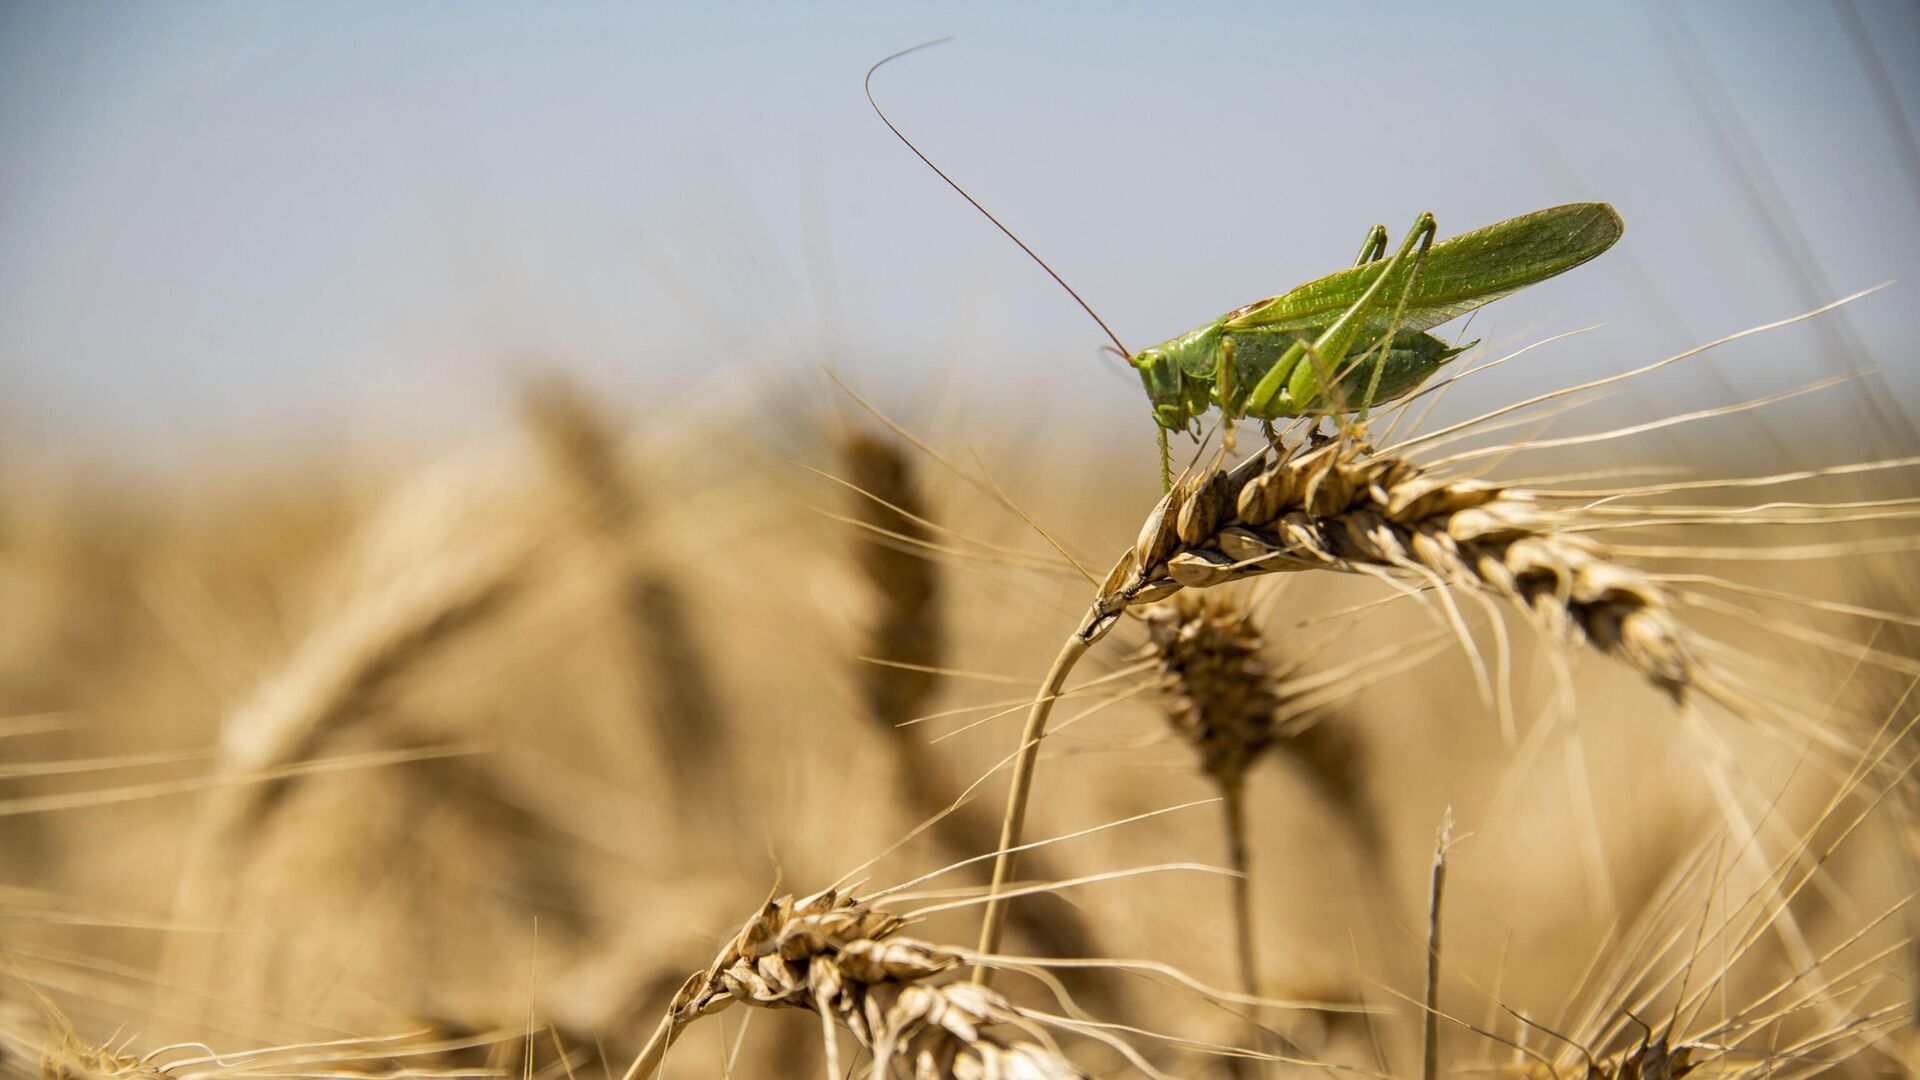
[623,887,1091,1080]
[1090,437,1711,709]
[520,377,730,823]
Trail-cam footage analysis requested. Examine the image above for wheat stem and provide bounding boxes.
[1423,809,1455,1080]
[1221,779,1259,1000]
[1221,776,1269,1077]
[974,631,1091,980]
[621,1012,681,1080]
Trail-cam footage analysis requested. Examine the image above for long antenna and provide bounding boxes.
[865,39,1132,359]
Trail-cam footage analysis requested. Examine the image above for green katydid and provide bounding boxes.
[866,44,1624,486]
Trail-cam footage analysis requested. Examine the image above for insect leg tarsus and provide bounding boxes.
[1352,224,1389,266]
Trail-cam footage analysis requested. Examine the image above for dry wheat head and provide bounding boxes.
[1091,438,1698,703]
[659,888,1086,1080]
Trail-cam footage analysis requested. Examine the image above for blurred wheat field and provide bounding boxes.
[4,300,1919,1080]
[7,2,1920,1073]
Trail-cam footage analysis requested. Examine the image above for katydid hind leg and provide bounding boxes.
[1244,337,1308,417]
[1355,213,1438,420]
[1251,214,1433,419]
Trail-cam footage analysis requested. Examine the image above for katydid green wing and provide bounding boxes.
[1224,203,1623,335]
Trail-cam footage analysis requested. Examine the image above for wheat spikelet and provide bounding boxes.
[1088,436,1701,704]
[1140,595,1290,794]
[627,888,1086,1080]
[1140,595,1379,847]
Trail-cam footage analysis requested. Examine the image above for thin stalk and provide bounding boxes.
[621,1013,679,1080]
[973,631,1091,982]
[1422,809,1455,1080]
[1222,775,1266,1079]
[1222,777,1260,1002]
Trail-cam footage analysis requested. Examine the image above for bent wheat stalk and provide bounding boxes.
[978,432,1717,969]
[842,431,1119,1013]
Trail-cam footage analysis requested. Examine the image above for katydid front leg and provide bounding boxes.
[1215,336,1241,454]
[1244,212,1437,418]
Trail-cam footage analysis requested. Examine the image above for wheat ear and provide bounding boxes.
[522,378,727,814]
[1088,437,1703,702]
[1136,593,1278,1062]
[624,888,1086,1080]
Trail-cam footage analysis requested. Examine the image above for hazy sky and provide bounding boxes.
[3,2,1918,464]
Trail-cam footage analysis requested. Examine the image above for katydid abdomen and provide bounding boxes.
[1218,327,1468,420]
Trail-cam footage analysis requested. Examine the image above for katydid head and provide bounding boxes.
[1130,347,1191,433]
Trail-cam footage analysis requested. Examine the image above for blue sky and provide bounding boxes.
[3,2,1917,463]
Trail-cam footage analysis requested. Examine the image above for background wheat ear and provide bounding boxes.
[521,376,730,826]
[841,430,945,728]
[1138,593,1284,1017]
[1138,591,1385,1066]
[169,464,538,990]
